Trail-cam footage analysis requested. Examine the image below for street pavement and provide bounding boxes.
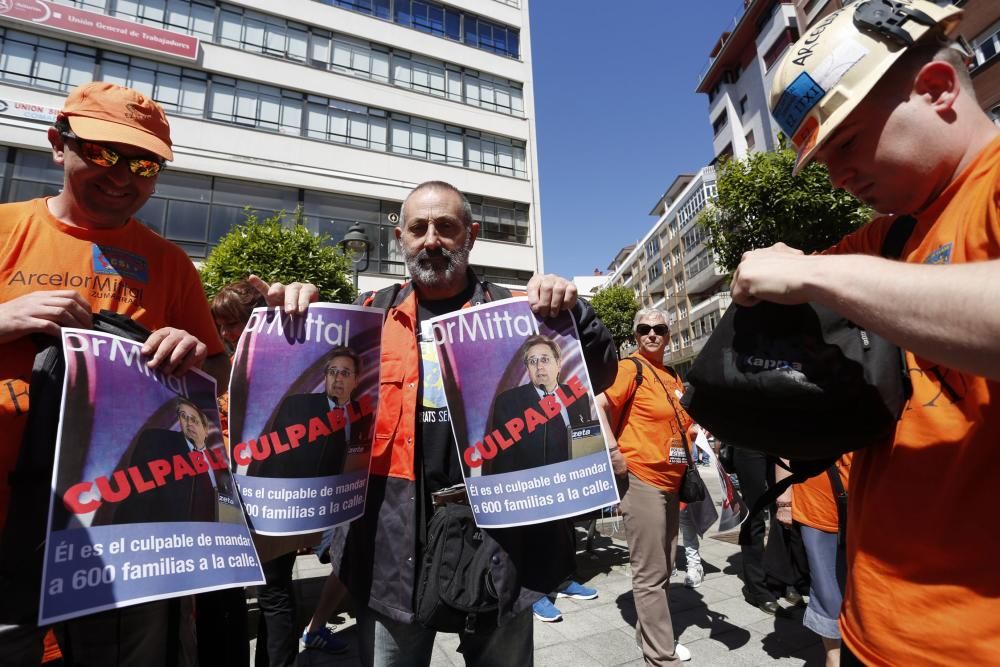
[254,464,826,666]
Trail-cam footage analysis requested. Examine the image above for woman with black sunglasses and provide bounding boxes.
[596,308,696,664]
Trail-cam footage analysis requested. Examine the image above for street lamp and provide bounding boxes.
[339,222,371,291]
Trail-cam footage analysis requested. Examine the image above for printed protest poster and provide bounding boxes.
[228,304,382,536]
[694,432,748,532]
[40,330,263,625]
[428,297,618,528]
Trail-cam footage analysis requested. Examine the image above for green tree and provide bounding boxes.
[698,139,872,272]
[200,207,356,303]
[590,284,641,349]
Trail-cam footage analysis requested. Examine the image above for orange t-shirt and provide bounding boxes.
[791,453,851,533]
[602,353,692,493]
[0,198,225,529]
[827,135,1000,666]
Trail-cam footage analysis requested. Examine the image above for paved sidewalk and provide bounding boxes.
[257,465,826,666]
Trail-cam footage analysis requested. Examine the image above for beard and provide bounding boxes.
[404,236,472,289]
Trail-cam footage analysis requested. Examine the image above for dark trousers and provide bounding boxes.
[733,447,776,605]
[255,552,298,667]
[841,643,866,666]
[196,587,249,667]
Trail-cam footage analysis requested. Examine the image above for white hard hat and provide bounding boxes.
[770,0,963,175]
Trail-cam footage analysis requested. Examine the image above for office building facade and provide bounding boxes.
[0,0,542,291]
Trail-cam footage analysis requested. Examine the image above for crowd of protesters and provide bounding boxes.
[2,1,1000,665]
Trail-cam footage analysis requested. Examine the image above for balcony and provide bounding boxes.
[689,291,731,321]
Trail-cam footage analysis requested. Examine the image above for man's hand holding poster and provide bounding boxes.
[40,330,263,625]
[427,297,618,528]
[228,304,381,536]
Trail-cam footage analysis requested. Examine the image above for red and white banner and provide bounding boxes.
[0,0,199,60]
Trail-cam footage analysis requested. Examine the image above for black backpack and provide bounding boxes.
[0,312,151,624]
[680,216,917,517]
[414,502,499,633]
[681,215,916,462]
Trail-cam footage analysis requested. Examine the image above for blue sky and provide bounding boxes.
[529,0,746,278]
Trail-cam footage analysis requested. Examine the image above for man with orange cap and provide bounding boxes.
[0,82,311,665]
[732,2,1000,664]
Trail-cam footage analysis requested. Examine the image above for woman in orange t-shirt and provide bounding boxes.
[597,307,695,664]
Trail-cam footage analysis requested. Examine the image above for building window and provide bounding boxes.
[60,4,526,118]
[0,29,528,179]
[327,0,391,20]
[763,28,798,71]
[390,114,460,164]
[739,95,748,116]
[115,0,216,41]
[51,0,109,11]
[465,72,525,115]
[470,265,532,287]
[972,21,1000,70]
[393,52,458,98]
[210,78,303,133]
[1,144,533,260]
[682,225,706,252]
[745,129,756,150]
[465,132,527,178]
[470,198,530,244]
[711,112,728,136]
[645,237,660,256]
[0,30,96,91]
[330,0,519,58]
[5,149,64,202]
[685,249,713,281]
[101,52,208,118]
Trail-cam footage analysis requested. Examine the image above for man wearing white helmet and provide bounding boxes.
[731,1,1000,664]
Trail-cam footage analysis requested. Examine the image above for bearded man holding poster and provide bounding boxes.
[341,180,617,667]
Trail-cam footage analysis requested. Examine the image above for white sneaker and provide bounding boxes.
[674,642,692,662]
[684,564,704,588]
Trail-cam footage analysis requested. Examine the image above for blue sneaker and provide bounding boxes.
[532,596,562,622]
[301,626,349,654]
[557,581,598,600]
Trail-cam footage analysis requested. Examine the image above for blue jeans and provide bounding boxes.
[356,606,533,667]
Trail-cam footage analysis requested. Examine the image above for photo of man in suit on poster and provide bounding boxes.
[248,346,373,479]
[109,398,236,525]
[482,334,593,476]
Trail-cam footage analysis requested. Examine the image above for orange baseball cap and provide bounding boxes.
[60,81,173,161]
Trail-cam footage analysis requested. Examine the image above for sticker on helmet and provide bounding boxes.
[812,40,869,91]
[773,72,826,137]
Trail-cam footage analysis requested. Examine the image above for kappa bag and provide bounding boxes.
[0,311,151,624]
[415,502,499,634]
[681,300,909,460]
[681,215,916,462]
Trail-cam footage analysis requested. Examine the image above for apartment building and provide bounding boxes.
[604,167,723,374]
[0,0,542,291]
[696,0,799,163]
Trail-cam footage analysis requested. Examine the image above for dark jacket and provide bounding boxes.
[109,429,223,525]
[247,393,372,479]
[482,383,594,475]
[341,272,617,625]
